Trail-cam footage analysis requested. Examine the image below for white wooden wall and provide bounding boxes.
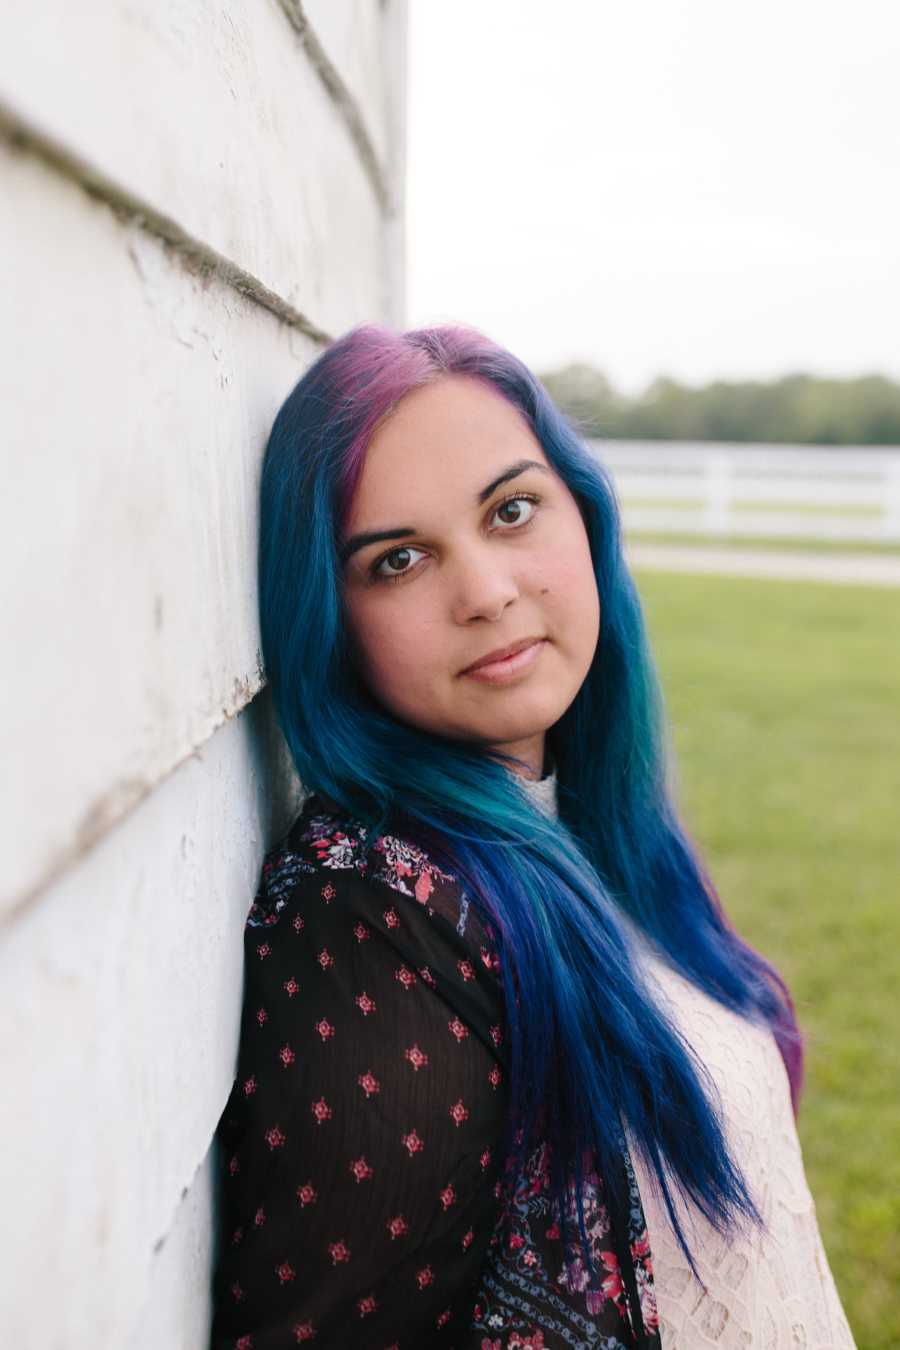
[0,3,407,1345]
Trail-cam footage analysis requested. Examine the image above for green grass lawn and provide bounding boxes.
[634,569,900,1347]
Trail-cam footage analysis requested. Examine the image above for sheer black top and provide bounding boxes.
[209,792,660,1349]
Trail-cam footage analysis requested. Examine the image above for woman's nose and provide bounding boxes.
[449,549,520,624]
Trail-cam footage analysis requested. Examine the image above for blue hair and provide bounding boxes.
[258,321,804,1284]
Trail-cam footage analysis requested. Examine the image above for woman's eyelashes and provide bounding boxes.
[369,492,542,584]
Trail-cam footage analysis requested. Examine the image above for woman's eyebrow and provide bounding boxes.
[339,459,550,565]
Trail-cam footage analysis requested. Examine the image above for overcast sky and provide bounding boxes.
[405,0,900,395]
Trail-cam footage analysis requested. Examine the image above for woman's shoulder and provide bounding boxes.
[247,791,448,920]
[298,791,460,896]
[240,791,509,1075]
[248,791,502,976]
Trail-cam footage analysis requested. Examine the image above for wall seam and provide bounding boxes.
[275,0,391,214]
[0,99,333,346]
[4,672,268,928]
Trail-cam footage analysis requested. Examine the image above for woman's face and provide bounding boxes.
[339,374,600,778]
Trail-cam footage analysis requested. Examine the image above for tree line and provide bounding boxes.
[537,364,900,445]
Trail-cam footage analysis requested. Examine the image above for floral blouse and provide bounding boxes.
[209,791,661,1349]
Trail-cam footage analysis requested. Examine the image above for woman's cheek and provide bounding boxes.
[352,607,425,696]
[546,551,601,655]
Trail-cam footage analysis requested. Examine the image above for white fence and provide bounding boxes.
[590,440,900,543]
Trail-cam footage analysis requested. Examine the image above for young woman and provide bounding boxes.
[209,324,856,1349]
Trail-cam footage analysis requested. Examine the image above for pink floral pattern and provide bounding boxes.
[470,1129,659,1347]
[210,791,659,1348]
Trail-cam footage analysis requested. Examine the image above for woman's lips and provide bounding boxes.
[460,638,547,684]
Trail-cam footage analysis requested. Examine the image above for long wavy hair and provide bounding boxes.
[258,321,804,1283]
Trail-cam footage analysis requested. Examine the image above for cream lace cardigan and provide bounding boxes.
[519,768,856,1349]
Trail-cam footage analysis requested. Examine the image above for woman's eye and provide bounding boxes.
[371,544,427,582]
[491,493,539,529]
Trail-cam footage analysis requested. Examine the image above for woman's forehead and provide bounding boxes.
[357,375,546,493]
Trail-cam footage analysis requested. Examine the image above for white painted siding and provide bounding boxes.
[0,4,407,1345]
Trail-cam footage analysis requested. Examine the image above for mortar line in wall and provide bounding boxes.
[275,0,393,215]
[4,672,268,928]
[0,98,334,346]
